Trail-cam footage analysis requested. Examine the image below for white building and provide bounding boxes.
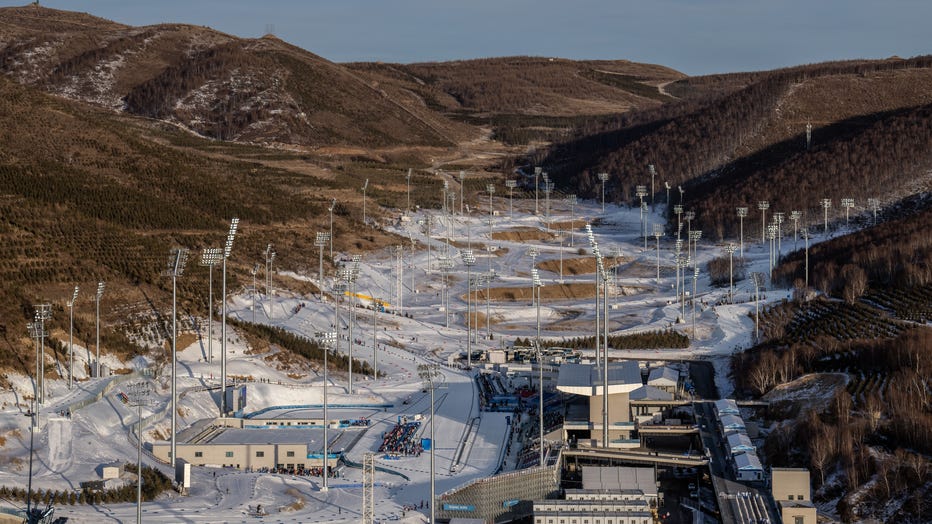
[646,367,679,395]
[533,467,656,524]
[714,398,740,417]
[557,362,643,447]
[734,451,764,481]
[726,431,756,454]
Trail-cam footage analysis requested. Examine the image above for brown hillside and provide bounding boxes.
[0,6,475,148]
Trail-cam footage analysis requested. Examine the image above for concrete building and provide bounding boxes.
[719,414,746,433]
[557,362,643,448]
[533,467,656,524]
[725,431,756,454]
[646,367,679,395]
[714,398,740,417]
[733,452,764,481]
[772,468,817,524]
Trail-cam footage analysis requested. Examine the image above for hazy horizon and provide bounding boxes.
[2,1,930,75]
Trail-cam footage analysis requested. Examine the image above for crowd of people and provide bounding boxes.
[378,421,423,456]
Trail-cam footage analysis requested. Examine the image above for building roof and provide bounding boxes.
[719,414,746,430]
[715,398,740,415]
[734,452,763,471]
[205,427,322,447]
[647,367,678,386]
[629,385,674,401]
[580,466,657,496]
[557,361,642,396]
[726,431,755,452]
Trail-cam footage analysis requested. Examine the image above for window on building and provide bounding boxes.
[287,451,295,457]
[256,451,264,457]
[225,451,234,458]
[194,451,203,458]
[788,495,794,500]
[794,517,804,524]
[798,494,805,500]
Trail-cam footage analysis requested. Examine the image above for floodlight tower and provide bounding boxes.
[636,185,648,240]
[584,224,601,357]
[530,268,545,464]
[127,380,150,524]
[677,256,690,320]
[505,179,517,219]
[586,224,611,448]
[264,243,273,316]
[801,227,811,288]
[767,223,778,278]
[406,168,413,214]
[598,172,609,213]
[94,281,105,378]
[565,194,577,246]
[684,211,696,241]
[268,249,277,322]
[773,211,785,255]
[724,243,737,303]
[527,246,540,305]
[751,272,766,341]
[664,181,671,206]
[648,164,657,207]
[250,263,260,323]
[653,224,664,283]
[543,180,555,221]
[163,247,189,468]
[395,245,404,316]
[483,270,497,340]
[534,167,542,215]
[736,207,748,256]
[641,201,649,249]
[789,211,802,250]
[33,304,52,404]
[315,232,330,296]
[867,197,880,225]
[674,239,684,302]
[200,248,222,363]
[841,198,855,226]
[673,205,684,240]
[438,257,454,327]
[220,217,239,416]
[441,179,449,215]
[318,326,338,492]
[820,198,832,235]
[461,249,477,367]
[487,184,495,240]
[692,265,699,340]
[758,201,770,243]
[688,230,702,270]
[678,185,684,205]
[420,214,433,275]
[360,178,370,225]
[328,198,336,260]
[344,258,361,394]
[417,364,442,524]
[27,321,43,428]
[67,286,79,390]
[459,171,466,216]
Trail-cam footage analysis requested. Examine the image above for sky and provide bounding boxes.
[6,1,931,75]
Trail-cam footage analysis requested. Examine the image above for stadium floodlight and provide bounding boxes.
[677,256,690,320]
[802,228,811,288]
[684,210,696,241]
[487,184,495,240]
[543,180,555,221]
[26,322,41,428]
[867,197,880,225]
[483,270,498,340]
[689,229,702,269]
[163,247,189,468]
[653,224,664,283]
[678,185,684,205]
[341,257,361,395]
[841,198,855,226]
[648,164,657,207]
[673,205,684,239]
[773,211,785,255]
[460,249,477,368]
[598,172,609,213]
[417,364,444,524]
[736,207,748,256]
[395,245,404,316]
[220,217,239,416]
[751,272,766,341]
[406,168,413,213]
[268,249,277,322]
[565,194,577,246]
[585,223,611,448]
[789,210,802,250]
[505,179,517,218]
[250,263,260,323]
[95,281,105,379]
[692,265,700,339]
[534,167,542,215]
[758,201,770,243]
[328,198,336,260]
[200,248,223,364]
[315,232,331,296]
[820,198,832,235]
[724,243,737,303]
[33,304,52,405]
[664,181,671,206]
[67,286,79,390]
[317,325,339,493]
[438,258,455,328]
[361,178,370,225]
[459,171,466,215]
[126,381,151,524]
[767,223,778,278]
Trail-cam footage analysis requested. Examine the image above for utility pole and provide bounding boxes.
[758,201,769,243]
[736,207,748,257]
[598,172,609,213]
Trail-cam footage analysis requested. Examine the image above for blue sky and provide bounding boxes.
[6,1,930,75]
